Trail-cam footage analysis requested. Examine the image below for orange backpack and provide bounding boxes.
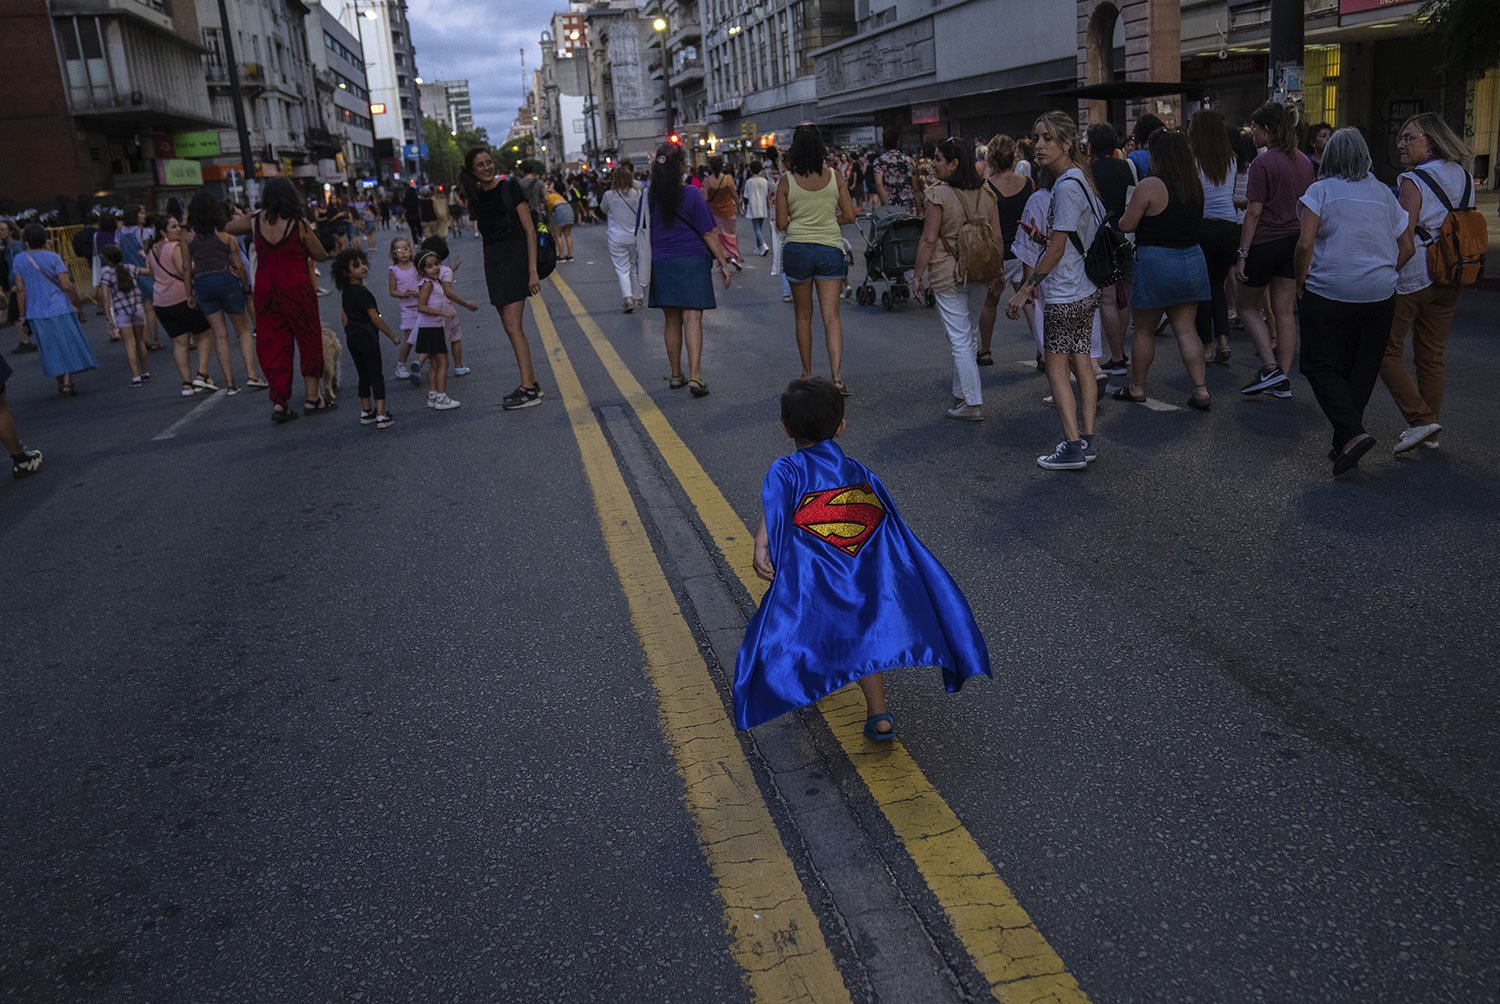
[1412,169,1488,288]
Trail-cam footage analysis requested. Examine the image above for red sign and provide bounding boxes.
[1182,53,1268,81]
[1339,0,1418,13]
[369,102,387,115]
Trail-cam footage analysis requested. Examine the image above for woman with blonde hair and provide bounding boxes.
[1007,111,1104,469]
[976,133,1034,366]
[1381,112,1475,453]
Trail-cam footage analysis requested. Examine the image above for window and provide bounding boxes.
[56,16,113,108]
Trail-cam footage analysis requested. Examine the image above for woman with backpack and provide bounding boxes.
[776,125,857,396]
[460,145,545,411]
[1006,112,1103,470]
[912,136,1003,422]
[1113,129,1212,411]
[599,165,645,313]
[1381,113,1478,454]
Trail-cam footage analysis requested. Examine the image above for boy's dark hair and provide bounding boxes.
[419,234,449,262]
[780,378,844,444]
[331,247,367,291]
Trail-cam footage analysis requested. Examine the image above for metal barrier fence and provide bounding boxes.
[43,225,96,302]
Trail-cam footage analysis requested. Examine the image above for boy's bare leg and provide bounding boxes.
[856,674,891,733]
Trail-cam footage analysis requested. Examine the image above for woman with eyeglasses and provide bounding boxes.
[1007,113,1103,470]
[1381,113,1476,454]
[912,136,1004,423]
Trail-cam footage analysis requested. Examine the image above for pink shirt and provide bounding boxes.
[389,262,420,329]
[148,241,189,306]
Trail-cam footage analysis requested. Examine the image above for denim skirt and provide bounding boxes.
[648,255,716,310]
[1131,244,1210,310]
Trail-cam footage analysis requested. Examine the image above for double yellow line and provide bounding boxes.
[536,273,1090,1004]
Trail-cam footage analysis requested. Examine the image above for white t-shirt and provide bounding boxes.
[1199,161,1239,223]
[1045,167,1102,304]
[600,187,645,244]
[1395,159,1472,295]
[1014,186,1102,354]
[743,176,770,219]
[1298,175,1408,303]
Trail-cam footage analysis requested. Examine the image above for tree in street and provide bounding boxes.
[1421,0,1500,81]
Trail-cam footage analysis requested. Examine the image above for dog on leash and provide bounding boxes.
[320,324,342,401]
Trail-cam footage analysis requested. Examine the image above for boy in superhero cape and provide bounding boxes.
[733,378,990,739]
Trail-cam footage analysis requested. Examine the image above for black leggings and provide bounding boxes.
[1195,218,1240,344]
[346,331,386,401]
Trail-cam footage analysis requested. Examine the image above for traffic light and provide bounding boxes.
[668,133,681,145]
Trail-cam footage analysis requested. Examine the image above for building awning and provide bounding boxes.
[1044,81,1192,101]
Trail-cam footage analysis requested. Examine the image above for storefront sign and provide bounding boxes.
[369,102,387,115]
[152,133,176,160]
[172,131,220,158]
[833,127,880,147]
[1181,53,1268,81]
[157,158,203,186]
[911,103,941,125]
[1340,0,1418,13]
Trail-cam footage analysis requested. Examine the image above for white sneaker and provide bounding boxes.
[395,363,411,379]
[1394,422,1441,454]
[426,391,438,409]
[946,403,983,422]
[433,394,461,410]
[1421,438,1440,449]
[453,366,471,377]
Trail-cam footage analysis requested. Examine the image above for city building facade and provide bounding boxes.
[702,0,856,159]
[419,79,474,133]
[341,0,425,181]
[584,1,661,167]
[3,0,221,210]
[195,0,330,197]
[306,0,376,185]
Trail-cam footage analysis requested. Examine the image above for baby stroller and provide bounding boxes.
[853,207,931,310]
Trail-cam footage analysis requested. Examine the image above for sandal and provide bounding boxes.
[271,406,298,424]
[863,713,897,742]
[688,379,710,398]
[833,380,852,398]
[1111,386,1146,403]
[246,377,269,389]
[976,350,994,366]
[304,397,336,413]
[665,375,687,389]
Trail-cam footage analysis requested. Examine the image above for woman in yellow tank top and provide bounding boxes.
[775,124,857,395]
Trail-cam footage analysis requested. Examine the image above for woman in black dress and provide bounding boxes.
[460,146,544,410]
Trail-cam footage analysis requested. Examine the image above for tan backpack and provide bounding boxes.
[1412,169,1488,288]
[948,187,1003,285]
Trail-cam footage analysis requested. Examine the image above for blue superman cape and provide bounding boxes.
[733,440,991,730]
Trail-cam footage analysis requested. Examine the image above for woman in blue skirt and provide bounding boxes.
[647,142,733,397]
[12,223,96,395]
[1115,129,1213,411]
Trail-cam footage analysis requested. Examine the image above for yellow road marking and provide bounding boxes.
[531,296,852,1003]
[549,273,1090,1003]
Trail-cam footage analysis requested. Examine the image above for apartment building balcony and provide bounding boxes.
[667,18,701,51]
[206,61,268,94]
[50,0,174,34]
[707,96,742,118]
[55,9,218,128]
[1226,0,1339,43]
[669,58,704,88]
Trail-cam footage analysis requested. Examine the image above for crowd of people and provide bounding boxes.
[0,104,1486,482]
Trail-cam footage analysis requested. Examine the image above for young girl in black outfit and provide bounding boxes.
[332,249,401,428]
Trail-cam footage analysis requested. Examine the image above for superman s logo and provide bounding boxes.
[792,483,886,556]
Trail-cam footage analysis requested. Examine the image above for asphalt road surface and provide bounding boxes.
[3,218,1497,1003]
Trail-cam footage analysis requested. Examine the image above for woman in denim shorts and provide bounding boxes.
[186,192,266,392]
[775,124,856,395]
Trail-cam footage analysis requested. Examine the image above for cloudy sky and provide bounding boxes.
[407,0,556,139]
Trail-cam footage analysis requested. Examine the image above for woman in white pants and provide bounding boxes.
[912,137,1004,422]
[599,166,646,313]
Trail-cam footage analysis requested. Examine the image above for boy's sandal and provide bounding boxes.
[976,350,994,366]
[665,375,688,389]
[1111,386,1147,403]
[688,379,710,398]
[863,713,898,742]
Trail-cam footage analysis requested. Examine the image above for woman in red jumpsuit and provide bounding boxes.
[226,178,330,422]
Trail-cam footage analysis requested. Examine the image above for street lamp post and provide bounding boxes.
[653,16,673,141]
[215,0,258,206]
[568,29,600,164]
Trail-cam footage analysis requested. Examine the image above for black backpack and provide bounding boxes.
[71,228,94,259]
[499,180,556,281]
[1057,177,1129,288]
